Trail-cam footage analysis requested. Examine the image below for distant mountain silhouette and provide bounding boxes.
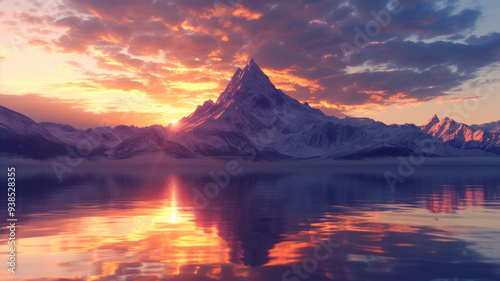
[422,115,500,154]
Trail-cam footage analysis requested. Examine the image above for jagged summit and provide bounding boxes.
[419,115,500,153]
[2,58,500,160]
[246,58,264,74]
[216,59,277,105]
[178,58,305,132]
[427,114,439,124]
[422,114,440,132]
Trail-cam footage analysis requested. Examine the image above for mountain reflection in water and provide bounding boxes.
[1,166,500,281]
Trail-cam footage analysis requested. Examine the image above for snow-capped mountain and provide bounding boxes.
[40,122,196,159]
[171,60,381,158]
[421,115,500,154]
[40,122,139,148]
[172,58,365,158]
[472,120,500,133]
[0,105,68,159]
[171,59,482,159]
[111,125,196,159]
[0,59,499,160]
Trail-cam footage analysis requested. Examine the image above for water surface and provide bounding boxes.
[1,165,500,281]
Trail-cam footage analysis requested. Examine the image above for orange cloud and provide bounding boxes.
[2,0,497,127]
[309,100,386,117]
[433,96,481,104]
[264,68,324,93]
[0,94,170,129]
[232,5,262,20]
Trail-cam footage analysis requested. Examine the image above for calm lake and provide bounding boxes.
[2,163,500,281]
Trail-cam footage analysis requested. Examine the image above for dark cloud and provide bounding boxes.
[354,35,500,74]
[16,0,500,114]
[385,2,480,38]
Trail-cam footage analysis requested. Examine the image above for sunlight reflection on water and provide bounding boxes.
[1,167,500,281]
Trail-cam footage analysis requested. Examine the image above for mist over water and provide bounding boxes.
[1,162,500,281]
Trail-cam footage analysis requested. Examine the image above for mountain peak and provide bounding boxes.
[245,58,261,71]
[241,58,266,79]
[243,59,269,80]
[421,114,440,133]
[426,114,439,124]
[216,59,276,105]
[441,116,456,125]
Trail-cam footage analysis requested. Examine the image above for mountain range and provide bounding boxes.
[1,59,499,160]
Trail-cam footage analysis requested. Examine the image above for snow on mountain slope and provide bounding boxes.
[0,106,65,142]
[171,59,471,159]
[172,59,373,158]
[111,125,196,159]
[342,116,386,128]
[177,59,332,134]
[40,122,139,148]
[38,120,195,159]
[39,122,83,144]
[421,115,440,132]
[1,59,499,160]
[421,115,500,154]
[473,120,500,133]
[0,105,68,158]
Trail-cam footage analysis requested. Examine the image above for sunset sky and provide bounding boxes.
[1,0,500,128]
